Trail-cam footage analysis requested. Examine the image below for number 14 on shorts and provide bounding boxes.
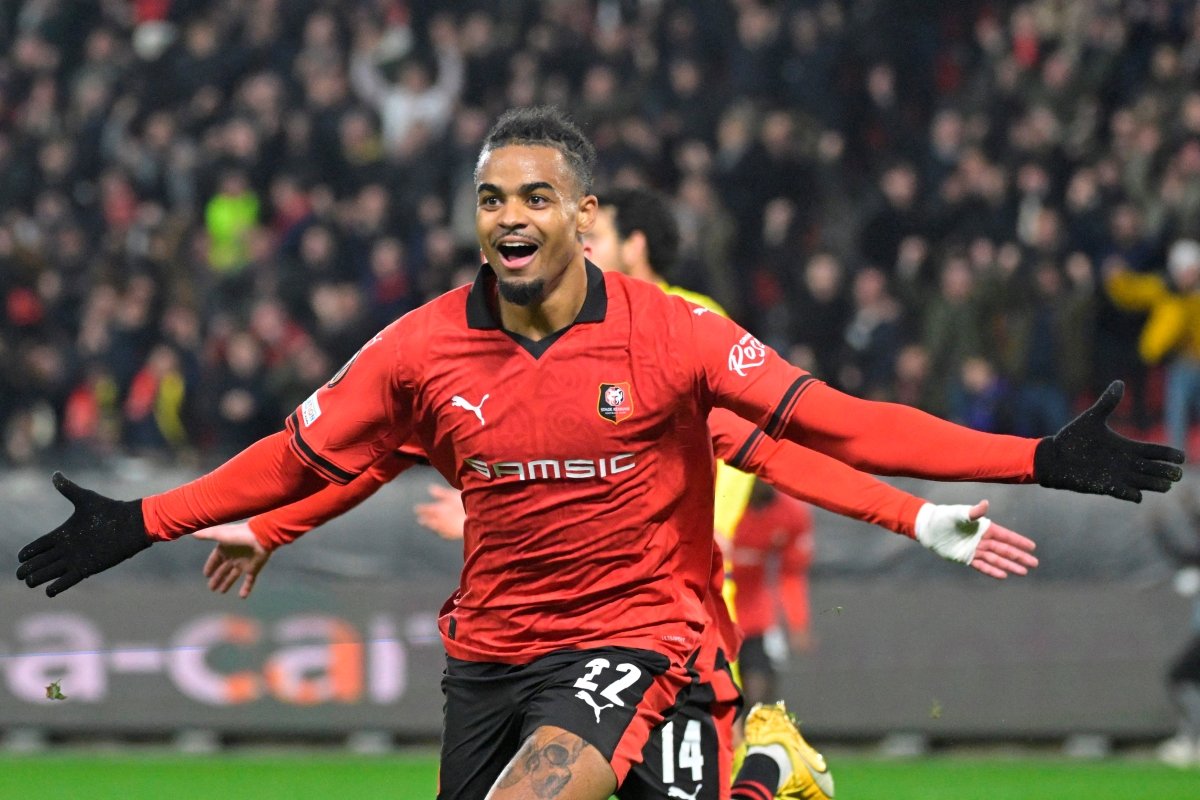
[661,718,704,785]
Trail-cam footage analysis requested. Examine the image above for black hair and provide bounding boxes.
[598,187,680,274]
[476,106,597,197]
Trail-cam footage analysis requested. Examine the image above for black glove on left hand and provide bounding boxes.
[1034,381,1185,502]
[16,472,152,596]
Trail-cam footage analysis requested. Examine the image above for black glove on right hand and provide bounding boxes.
[15,472,152,597]
[1033,381,1185,502]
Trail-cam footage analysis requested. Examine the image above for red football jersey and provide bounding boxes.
[285,263,817,664]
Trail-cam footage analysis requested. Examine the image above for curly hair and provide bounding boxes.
[475,106,597,197]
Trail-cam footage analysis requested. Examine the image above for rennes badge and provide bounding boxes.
[597,382,634,424]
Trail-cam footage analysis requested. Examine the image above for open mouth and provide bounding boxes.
[496,241,539,268]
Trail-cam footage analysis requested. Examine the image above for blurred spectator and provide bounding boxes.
[123,342,188,456]
[1094,202,1158,429]
[949,355,1012,433]
[841,266,904,399]
[1003,256,1096,437]
[205,330,276,458]
[861,162,923,271]
[61,360,121,461]
[1107,239,1200,455]
[349,12,463,157]
[790,253,850,384]
[204,167,260,298]
[921,253,986,410]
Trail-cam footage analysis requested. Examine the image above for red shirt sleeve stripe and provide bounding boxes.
[763,374,817,440]
[250,450,415,550]
[142,431,328,541]
[726,427,767,471]
[287,412,359,485]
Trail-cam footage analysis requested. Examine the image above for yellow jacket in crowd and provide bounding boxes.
[1107,269,1200,364]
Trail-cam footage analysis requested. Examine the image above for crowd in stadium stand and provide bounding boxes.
[3,0,1200,467]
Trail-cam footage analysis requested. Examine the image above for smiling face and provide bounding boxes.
[476,144,596,306]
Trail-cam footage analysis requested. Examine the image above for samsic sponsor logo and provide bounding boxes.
[465,453,636,481]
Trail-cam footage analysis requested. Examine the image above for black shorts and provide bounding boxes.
[438,646,694,800]
[1169,635,1200,684]
[738,634,776,677]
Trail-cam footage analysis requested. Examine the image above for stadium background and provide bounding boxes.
[3,0,1200,796]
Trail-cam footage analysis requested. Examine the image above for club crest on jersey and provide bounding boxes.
[598,382,634,424]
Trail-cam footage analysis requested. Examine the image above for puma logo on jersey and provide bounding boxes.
[451,394,490,426]
[668,786,702,800]
[575,690,615,723]
[692,307,709,316]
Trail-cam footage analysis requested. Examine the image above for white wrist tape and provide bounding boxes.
[913,502,990,565]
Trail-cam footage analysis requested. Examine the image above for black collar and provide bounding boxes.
[466,260,608,330]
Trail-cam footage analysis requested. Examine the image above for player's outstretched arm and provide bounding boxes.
[16,472,152,597]
[16,431,329,597]
[1033,381,1184,502]
[193,452,416,598]
[915,499,1037,579]
[195,523,269,598]
[785,379,1181,501]
[709,409,1036,578]
[691,305,1182,500]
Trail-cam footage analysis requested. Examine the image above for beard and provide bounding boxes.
[496,277,547,306]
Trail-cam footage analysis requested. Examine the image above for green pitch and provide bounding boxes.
[1,753,1198,798]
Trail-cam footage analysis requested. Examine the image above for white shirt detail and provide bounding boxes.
[451,394,490,426]
[300,393,322,427]
[668,786,702,800]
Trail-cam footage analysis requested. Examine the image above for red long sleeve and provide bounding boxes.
[709,408,927,538]
[741,433,927,538]
[142,431,328,541]
[249,452,416,550]
[784,382,1039,483]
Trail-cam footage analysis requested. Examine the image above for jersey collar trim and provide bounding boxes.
[466,260,608,330]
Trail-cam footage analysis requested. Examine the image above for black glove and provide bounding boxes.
[1033,381,1185,502]
[16,472,152,596]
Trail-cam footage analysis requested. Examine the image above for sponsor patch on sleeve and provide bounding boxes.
[300,393,322,427]
[727,333,767,376]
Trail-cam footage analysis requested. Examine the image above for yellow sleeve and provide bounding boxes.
[1139,299,1188,364]
[661,282,729,317]
[713,459,755,539]
[1106,271,1167,312]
